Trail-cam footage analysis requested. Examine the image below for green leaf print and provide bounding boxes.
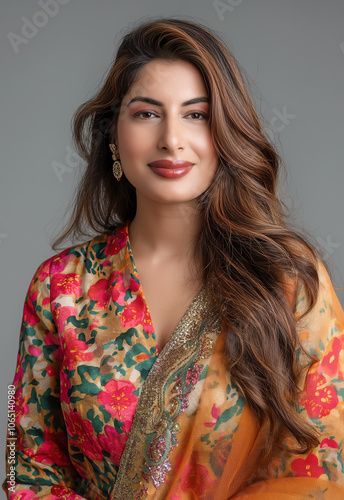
[42,344,60,362]
[123,344,156,368]
[68,316,89,329]
[92,241,108,259]
[103,328,138,351]
[43,309,53,323]
[27,426,44,446]
[87,408,104,433]
[214,396,244,430]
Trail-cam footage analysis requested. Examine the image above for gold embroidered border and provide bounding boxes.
[110,284,221,499]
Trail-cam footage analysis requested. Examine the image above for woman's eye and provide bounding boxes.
[187,112,208,120]
[133,111,157,119]
[133,111,208,120]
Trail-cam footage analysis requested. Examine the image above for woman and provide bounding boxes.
[3,17,344,500]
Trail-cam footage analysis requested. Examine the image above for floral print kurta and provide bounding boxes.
[3,221,344,499]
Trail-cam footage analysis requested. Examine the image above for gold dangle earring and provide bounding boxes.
[109,143,123,181]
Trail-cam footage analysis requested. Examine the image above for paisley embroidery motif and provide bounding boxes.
[145,364,203,489]
[111,287,221,499]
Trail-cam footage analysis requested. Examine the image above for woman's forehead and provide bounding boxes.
[122,59,209,105]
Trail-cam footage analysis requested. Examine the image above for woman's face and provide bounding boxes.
[114,58,219,204]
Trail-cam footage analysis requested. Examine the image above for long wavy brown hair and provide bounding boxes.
[53,16,329,458]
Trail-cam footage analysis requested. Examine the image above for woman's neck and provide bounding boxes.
[128,195,202,264]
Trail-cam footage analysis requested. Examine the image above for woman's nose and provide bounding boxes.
[157,115,185,152]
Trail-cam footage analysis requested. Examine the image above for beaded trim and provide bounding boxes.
[110,284,221,499]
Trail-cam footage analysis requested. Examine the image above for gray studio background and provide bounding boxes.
[1,0,343,484]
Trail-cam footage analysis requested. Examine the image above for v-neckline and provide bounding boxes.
[124,221,205,354]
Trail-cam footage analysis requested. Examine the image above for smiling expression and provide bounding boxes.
[114,58,219,204]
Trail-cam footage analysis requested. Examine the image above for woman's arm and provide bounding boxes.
[2,258,86,499]
[230,259,344,499]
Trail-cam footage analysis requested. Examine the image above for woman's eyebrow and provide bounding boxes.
[126,96,209,107]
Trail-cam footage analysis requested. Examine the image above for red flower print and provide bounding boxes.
[89,317,99,330]
[61,328,93,370]
[97,379,138,421]
[88,280,110,308]
[54,305,78,332]
[60,368,71,404]
[37,259,51,282]
[50,250,74,274]
[120,293,154,333]
[291,453,325,478]
[64,409,103,461]
[45,330,61,347]
[98,423,130,466]
[321,335,344,379]
[104,229,127,256]
[46,366,55,376]
[204,403,221,427]
[299,372,338,418]
[12,490,37,499]
[180,454,213,495]
[88,271,118,309]
[28,345,41,357]
[50,273,82,302]
[88,271,134,310]
[320,438,338,449]
[49,485,85,499]
[33,428,71,466]
[112,271,139,303]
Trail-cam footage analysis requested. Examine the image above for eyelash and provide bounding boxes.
[133,111,208,120]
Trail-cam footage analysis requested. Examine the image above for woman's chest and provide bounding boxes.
[132,261,204,351]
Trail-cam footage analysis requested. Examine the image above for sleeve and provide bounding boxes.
[230,258,344,500]
[2,258,86,499]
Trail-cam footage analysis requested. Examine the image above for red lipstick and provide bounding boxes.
[148,159,194,179]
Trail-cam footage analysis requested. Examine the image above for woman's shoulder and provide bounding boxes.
[31,223,130,285]
[294,257,343,319]
[293,257,344,361]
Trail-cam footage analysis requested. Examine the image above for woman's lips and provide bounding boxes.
[149,165,193,178]
[148,160,194,179]
[148,159,194,168]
